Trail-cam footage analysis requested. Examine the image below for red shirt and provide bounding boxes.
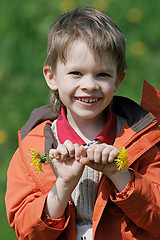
[56,105,117,146]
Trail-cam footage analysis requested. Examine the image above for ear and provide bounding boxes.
[43,65,58,91]
[114,70,127,92]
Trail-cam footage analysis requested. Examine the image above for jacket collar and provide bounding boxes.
[20,105,56,140]
[111,95,156,133]
[141,80,160,123]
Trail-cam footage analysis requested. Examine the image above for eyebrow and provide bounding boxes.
[66,64,115,73]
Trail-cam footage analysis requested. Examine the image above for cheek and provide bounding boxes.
[103,83,115,95]
[58,86,72,103]
[102,86,115,104]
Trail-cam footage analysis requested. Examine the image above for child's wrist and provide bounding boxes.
[56,177,76,195]
[106,169,131,192]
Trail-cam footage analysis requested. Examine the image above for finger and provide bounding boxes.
[49,148,56,158]
[79,156,90,165]
[55,144,68,160]
[86,147,94,161]
[93,148,102,163]
[108,148,119,163]
[101,149,109,164]
[63,140,75,158]
[87,144,105,163]
[75,145,86,161]
[49,149,62,166]
[74,143,81,160]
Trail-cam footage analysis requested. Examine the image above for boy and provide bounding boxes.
[5,6,160,240]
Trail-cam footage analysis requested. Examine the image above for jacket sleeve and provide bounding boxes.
[110,142,160,237]
[5,148,71,240]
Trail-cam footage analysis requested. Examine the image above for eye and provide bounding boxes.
[69,71,82,76]
[97,72,111,78]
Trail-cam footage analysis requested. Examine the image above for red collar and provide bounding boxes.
[56,105,117,145]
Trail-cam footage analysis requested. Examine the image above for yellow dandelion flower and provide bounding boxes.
[29,148,44,174]
[114,147,129,172]
[29,148,53,174]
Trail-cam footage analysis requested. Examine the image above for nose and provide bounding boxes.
[80,75,99,92]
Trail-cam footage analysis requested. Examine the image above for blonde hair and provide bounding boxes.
[44,6,127,115]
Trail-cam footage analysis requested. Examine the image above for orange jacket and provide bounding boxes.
[5,81,160,240]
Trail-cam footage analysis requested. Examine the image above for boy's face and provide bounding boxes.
[48,40,117,124]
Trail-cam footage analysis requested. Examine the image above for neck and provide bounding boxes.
[66,111,106,143]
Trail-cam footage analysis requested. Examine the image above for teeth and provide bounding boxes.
[77,98,98,103]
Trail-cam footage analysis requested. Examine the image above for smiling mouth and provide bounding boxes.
[75,97,100,103]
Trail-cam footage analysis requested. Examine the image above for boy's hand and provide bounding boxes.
[78,143,131,192]
[49,140,84,188]
[46,140,85,219]
[78,143,119,176]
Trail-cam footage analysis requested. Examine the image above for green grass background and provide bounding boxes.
[0,0,160,239]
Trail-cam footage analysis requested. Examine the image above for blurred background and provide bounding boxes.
[0,0,160,239]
